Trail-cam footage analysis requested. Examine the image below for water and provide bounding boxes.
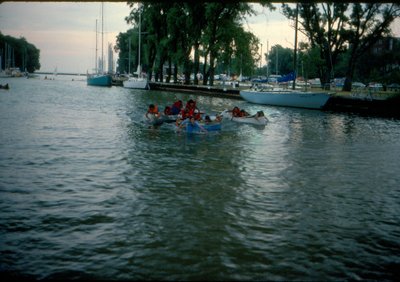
[1,75,399,280]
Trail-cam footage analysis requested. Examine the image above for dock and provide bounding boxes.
[148,82,400,118]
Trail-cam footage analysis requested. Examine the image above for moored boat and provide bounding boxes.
[123,76,148,89]
[123,6,148,90]
[87,74,112,87]
[87,4,112,87]
[240,89,331,110]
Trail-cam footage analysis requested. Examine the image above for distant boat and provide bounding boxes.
[123,5,148,90]
[87,3,112,87]
[0,83,10,90]
[240,4,330,110]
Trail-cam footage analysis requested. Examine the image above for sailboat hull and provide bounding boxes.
[87,74,112,87]
[123,77,148,89]
[240,89,331,109]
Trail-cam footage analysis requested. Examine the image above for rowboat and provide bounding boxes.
[221,110,268,125]
[240,89,331,110]
[175,116,222,133]
[199,122,222,131]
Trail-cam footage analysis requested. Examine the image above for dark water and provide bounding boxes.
[1,76,399,280]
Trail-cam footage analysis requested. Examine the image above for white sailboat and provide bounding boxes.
[87,3,112,87]
[123,6,148,90]
[240,4,331,109]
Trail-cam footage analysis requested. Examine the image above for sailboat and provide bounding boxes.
[87,3,112,87]
[240,4,331,110]
[123,6,148,90]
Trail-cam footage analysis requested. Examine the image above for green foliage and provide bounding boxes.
[268,44,293,76]
[117,2,398,87]
[0,32,41,72]
[282,3,400,90]
[118,1,265,85]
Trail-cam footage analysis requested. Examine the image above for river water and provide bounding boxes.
[1,75,399,280]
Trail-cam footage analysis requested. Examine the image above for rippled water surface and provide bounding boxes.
[1,76,399,280]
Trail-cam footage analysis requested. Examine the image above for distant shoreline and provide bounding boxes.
[35,72,85,76]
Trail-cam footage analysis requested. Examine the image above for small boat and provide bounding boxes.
[240,89,331,110]
[176,117,222,133]
[123,76,148,89]
[199,122,222,131]
[0,83,10,90]
[221,110,268,125]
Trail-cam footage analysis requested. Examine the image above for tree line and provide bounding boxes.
[0,32,41,73]
[282,3,400,91]
[115,2,399,91]
[115,1,273,86]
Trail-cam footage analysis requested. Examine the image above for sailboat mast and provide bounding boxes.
[101,2,104,74]
[95,19,98,73]
[128,37,131,75]
[292,3,299,90]
[138,6,142,75]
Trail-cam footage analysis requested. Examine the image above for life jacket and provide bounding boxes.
[180,108,189,119]
[232,107,241,117]
[171,101,182,115]
[194,110,202,120]
[148,105,159,114]
[238,110,248,117]
[164,106,172,115]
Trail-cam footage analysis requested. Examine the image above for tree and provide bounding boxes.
[342,3,400,91]
[282,3,400,91]
[282,3,350,88]
[115,29,137,74]
[118,1,270,85]
[0,32,40,73]
[268,45,294,76]
[201,2,256,85]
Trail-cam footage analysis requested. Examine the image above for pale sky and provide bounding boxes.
[0,2,399,74]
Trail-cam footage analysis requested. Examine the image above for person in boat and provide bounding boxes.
[215,114,223,122]
[179,107,189,120]
[178,115,207,133]
[204,115,212,124]
[146,104,160,119]
[193,109,202,120]
[164,106,172,115]
[238,109,250,117]
[231,106,241,117]
[171,100,183,115]
[204,114,222,124]
[185,99,199,117]
[255,111,265,118]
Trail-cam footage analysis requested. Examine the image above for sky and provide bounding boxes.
[0,2,399,74]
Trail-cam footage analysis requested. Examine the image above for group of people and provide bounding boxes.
[146,99,224,132]
[231,106,250,117]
